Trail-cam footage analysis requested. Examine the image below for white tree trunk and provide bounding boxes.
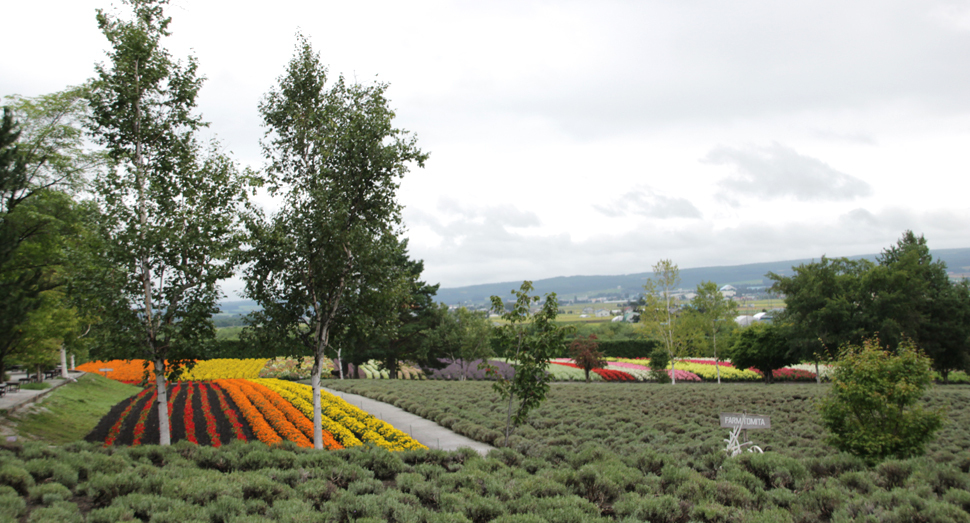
[337,347,343,380]
[154,358,171,446]
[70,354,75,370]
[312,351,324,449]
[670,355,677,385]
[815,358,821,385]
[713,327,721,384]
[60,345,69,378]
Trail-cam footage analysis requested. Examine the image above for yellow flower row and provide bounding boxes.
[251,379,362,448]
[183,359,269,380]
[672,362,761,381]
[256,379,425,452]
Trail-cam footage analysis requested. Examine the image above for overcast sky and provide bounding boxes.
[3,0,969,296]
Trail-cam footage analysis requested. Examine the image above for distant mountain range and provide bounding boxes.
[218,247,970,313]
[432,247,970,306]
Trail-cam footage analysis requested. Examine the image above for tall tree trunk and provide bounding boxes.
[814,358,821,385]
[503,333,523,447]
[60,344,68,378]
[336,347,344,379]
[713,324,721,384]
[312,348,325,449]
[670,353,677,385]
[154,358,171,445]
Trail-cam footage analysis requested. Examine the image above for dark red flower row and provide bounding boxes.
[551,361,636,381]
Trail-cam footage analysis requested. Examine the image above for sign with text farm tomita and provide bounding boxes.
[720,413,771,429]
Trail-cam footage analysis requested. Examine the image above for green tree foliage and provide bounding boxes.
[769,257,872,382]
[647,344,670,382]
[725,322,797,384]
[640,259,682,384]
[569,335,606,383]
[433,306,493,380]
[86,0,251,445]
[864,232,970,383]
[245,35,425,448]
[487,281,566,446]
[0,90,92,379]
[351,251,446,377]
[772,232,970,383]
[690,281,739,383]
[819,338,945,462]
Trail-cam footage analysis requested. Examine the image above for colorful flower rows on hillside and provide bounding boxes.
[85,377,425,451]
[608,357,816,382]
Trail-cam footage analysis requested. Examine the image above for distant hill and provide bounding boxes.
[433,247,970,306]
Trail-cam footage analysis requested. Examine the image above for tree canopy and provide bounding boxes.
[86,0,251,445]
[245,34,426,449]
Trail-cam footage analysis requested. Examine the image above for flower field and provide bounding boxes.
[85,376,425,451]
[78,354,815,449]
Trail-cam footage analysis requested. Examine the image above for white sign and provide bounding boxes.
[719,413,771,429]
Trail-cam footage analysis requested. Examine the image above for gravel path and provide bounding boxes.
[324,387,494,456]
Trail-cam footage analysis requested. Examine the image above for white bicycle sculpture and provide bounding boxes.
[724,423,763,457]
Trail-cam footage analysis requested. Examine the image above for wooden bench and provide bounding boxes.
[5,382,19,393]
[43,369,58,380]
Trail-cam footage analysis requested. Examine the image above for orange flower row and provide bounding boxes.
[231,380,312,448]
[78,360,158,383]
[214,380,282,446]
[244,381,342,450]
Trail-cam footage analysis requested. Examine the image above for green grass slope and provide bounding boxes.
[5,373,142,445]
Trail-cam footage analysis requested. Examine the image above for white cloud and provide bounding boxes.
[593,186,702,219]
[704,143,873,203]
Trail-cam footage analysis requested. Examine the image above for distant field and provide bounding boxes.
[737,298,786,313]
[216,325,244,340]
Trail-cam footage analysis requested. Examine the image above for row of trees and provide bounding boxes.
[639,260,739,384]
[1,0,486,448]
[772,231,970,383]
[637,231,970,385]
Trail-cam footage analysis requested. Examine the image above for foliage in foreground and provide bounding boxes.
[819,339,946,462]
[2,416,970,522]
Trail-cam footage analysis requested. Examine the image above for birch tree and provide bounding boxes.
[246,35,425,449]
[691,281,737,384]
[640,259,681,384]
[87,0,250,445]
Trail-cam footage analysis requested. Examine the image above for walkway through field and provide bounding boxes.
[323,387,494,456]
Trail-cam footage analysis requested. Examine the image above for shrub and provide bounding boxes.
[25,500,83,523]
[648,345,670,383]
[28,482,72,505]
[614,494,689,523]
[349,445,407,481]
[0,492,25,520]
[25,458,78,489]
[0,465,33,495]
[818,338,945,461]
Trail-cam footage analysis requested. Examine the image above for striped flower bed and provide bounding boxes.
[256,379,425,451]
[87,382,255,447]
[550,361,636,381]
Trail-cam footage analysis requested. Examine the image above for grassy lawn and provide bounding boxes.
[7,372,142,444]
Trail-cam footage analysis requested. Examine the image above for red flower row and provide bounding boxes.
[183,383,198,444]
[131,389,158,446]
[197,383,222,447]
[551,361,635,381]
[104,389,151,447]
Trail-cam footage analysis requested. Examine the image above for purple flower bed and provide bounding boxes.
[425,359,517,381]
